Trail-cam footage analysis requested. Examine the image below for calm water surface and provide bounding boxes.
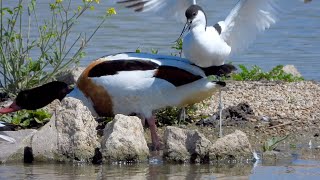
[4,0,320,80]
[1,159,320,180]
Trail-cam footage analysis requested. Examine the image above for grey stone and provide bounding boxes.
[56,67,85,85]
[101,114,149,162]
[163,126,212,163]
[32,97,99,162]
[282,65,302,77]
[0,129,37,163]
[209,130,252,162]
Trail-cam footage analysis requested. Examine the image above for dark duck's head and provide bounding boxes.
[0,81,72,114]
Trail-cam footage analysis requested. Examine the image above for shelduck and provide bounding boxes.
[0,52,235,149]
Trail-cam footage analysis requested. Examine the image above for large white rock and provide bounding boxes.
[163,126,212,163]
[209,130,253,162]
[101,114,149,162]
[32,97,99,162]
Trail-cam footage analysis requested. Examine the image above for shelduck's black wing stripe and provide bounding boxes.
[154,66,202,87]
[88,59,159,77]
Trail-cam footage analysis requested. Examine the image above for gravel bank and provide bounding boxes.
[156,81,320,153]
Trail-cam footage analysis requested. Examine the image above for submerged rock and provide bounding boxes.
[163,126,211,163]
[101,114,149,162]
[32,97,99,162]
[209,130,253,162]
[0,129,37,163]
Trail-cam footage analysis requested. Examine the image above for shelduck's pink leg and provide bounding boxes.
[146,116,160,151]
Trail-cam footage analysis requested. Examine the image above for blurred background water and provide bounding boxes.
[3,0,320,81]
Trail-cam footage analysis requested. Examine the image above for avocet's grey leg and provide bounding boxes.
[178,107,186,125]
[218,87,223,138]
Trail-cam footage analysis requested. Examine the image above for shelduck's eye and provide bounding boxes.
[192,12,196,16]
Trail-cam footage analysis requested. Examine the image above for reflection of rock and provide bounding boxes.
[163,126,211,163]
[209,130,252,162]
[196,102,254,127]
[32,97,99,162]
[56,67,85,85]
[282,65,302,77]
[101,114,149,162]
[0,129,36,163]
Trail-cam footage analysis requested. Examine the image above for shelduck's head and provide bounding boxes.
[178,5,207,40]
[0,81,72,114]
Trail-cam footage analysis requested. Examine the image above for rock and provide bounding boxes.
[0,129,37,163]
[163,126,212,163]
[209,130,253,162]
[56,67,85,85]
[282,65,302,77]
[101,114,149,162]
[260,116,271,123]
[32,97,99,162]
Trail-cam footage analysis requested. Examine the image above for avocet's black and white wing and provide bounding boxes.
[117,0,199,22]
[219,0,279,55]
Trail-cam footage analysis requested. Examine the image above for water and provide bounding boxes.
[1,159,320,179]
[3,0,320,80]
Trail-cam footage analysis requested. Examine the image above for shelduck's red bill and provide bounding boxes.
[0,102,21,114]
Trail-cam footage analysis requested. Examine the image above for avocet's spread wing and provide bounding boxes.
[117,0,197,22]
[220,0,279,55]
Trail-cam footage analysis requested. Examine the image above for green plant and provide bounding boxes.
[0,109,51,128]
[231,64,304,82]
[262,135,289,152]
[0,0,116,94]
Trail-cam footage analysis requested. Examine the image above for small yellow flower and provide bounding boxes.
[107,7,116,15]
[56,0,63,3]
[77,5,82,12]
[95,0,100,4]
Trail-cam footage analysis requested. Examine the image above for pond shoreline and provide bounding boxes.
[1,80,320,164]
[151,80,320,158]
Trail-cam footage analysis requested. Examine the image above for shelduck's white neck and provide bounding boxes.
[67,87,98,117]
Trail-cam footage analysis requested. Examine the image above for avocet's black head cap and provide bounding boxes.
[185,5,204,20]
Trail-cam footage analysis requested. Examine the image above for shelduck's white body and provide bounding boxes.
[69,52,223,118]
